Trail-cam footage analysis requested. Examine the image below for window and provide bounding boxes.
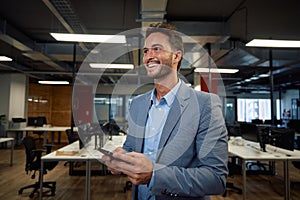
[237,98,279,122]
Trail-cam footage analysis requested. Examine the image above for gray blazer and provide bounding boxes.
[123,81,228,200]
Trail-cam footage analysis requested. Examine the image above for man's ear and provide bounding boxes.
[173,50,183,63]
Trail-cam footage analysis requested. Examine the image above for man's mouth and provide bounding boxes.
[147,63,159,68]
[147,60,160,68]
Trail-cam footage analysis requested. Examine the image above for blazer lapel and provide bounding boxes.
[157,83,190,150]
[134,92,152,153]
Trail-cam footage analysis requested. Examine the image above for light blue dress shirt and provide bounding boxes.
[138,80,181,200]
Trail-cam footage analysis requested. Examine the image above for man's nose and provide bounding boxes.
[144,49,156,59]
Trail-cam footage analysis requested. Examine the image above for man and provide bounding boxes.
[102,23,228,200]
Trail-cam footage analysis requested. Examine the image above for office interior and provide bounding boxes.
[1,0,300,199]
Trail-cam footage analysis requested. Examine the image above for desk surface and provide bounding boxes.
[0,137,14,143]
[39,135,126,200]
[7,126,72,132]
[42,135,126,161]
[229,139,300,161]
[229,138,300,200]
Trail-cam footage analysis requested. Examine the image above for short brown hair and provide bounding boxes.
[145,23,184,70]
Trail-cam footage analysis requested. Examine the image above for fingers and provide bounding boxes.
[113,147,126,154]
[101,153,121,174]
[102,149,154,185]
[112,152,153,174]
[126,171,153,185]
[109,168,122,175]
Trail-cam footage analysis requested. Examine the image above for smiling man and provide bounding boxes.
[102,23,228,200]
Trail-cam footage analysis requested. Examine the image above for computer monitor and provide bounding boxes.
[240,122,268,151]
[269,128,295,151]
[251,119,263,124]
[288,120,300,132]
[240,122,259,142]
[36,116,47,127]
[27,116,47,127]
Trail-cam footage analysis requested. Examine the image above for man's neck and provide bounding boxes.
[154,76,178,102]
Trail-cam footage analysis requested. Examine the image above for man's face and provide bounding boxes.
[143,32,176,79]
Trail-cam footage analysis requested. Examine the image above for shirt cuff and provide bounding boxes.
[148,169,155,190]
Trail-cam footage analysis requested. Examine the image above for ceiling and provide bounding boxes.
[1,0,300,95]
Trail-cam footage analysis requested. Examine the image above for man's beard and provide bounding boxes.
[146,54,174,79]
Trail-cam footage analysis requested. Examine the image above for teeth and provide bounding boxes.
[148,63,158,67]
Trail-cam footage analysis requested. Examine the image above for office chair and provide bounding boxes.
[32,131,44,143]
[291,161,300,188]
[223,126,243,196]
[65,128,79,144]
[291,136,300,187]
[240,123,270,172]
[224,131,243,197]
[123,180,132,192]
[18,136,58,198]
[264,119,272,124]
[251,119,263,124]
[29,116,47,143]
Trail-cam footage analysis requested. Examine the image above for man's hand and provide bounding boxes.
[102,147,153,185]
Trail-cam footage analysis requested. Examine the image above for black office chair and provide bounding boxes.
[224,125,242,196]
[223,156,242,196]
[291,136,300,187]
[65,128,79,144]
[251,119,263,124]
[18,136,58,198]
[32,131,44,143]
[240,123,269,172]
[29,116,47,143]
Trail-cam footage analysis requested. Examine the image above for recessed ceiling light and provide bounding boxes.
[259,73,269,77]
[250,90,270,94]
[246,39,300,48]
[38,81,69,85]
[194,68,239,74]
[50,33,126,43]
[89,63,134,69]
[0,56,13,61]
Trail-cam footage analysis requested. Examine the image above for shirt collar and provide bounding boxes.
[150,79,182,106]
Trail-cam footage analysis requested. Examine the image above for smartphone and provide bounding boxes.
[98,148,114,157]
[98,148,126,162]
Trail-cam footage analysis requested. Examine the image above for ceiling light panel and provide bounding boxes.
[246,39,300,48]
[50,33,126,43]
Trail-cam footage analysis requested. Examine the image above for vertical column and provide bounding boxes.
[199,43,218,94]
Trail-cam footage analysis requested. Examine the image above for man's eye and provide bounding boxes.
[143,49,148,54]
[153,47,161,51]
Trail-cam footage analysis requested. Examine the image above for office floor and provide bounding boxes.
[1,144,300,200]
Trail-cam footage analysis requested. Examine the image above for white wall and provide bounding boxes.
[8,74,27,120]
[0,75,11,118]
[281,89,299,115]
[0,74,27,125]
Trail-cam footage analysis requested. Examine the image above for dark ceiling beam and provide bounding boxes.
[42,0,88,51]
[139,0,168,27]
[171,21,229,38]
[0,62,45,80]
[0,18,68,71]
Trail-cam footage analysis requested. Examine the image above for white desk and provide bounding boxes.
[6,126,73,145]
[39,135,126,200]
[0,137,14,166]
[229,139,300,200]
